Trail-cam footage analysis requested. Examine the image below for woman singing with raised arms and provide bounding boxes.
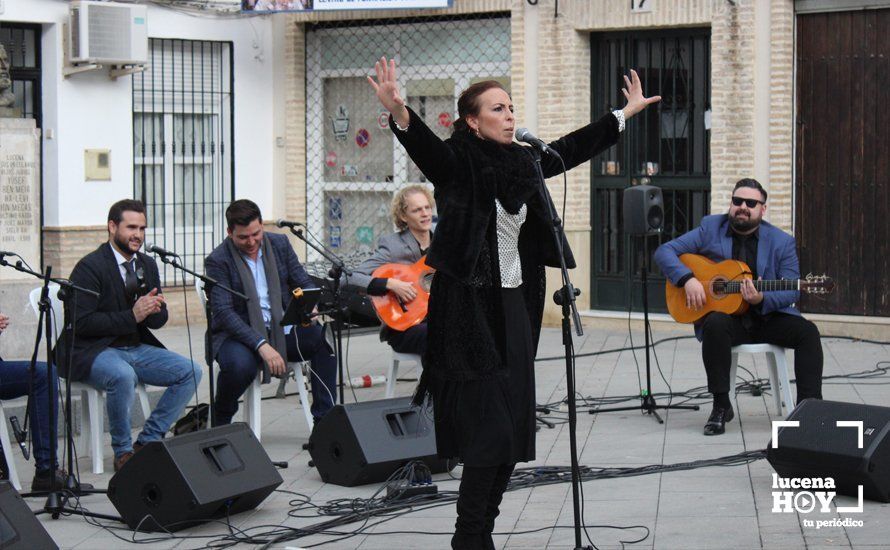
[368,57,659,550]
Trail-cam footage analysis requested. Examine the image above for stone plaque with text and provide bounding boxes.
[0,118,41,281]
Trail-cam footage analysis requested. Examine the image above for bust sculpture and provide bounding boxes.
[0,45,18,115]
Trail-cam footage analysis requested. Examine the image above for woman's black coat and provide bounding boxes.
[390,107,619,394]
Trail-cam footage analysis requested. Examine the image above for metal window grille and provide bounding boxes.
[132,38,234,285]
[304,14,511,271]
[0,23,41,127]
[590,29,711,311]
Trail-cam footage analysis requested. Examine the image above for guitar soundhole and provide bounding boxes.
[420,271,435,293]
[710,278,728,298]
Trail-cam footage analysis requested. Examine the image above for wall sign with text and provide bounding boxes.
[243,0,451,13]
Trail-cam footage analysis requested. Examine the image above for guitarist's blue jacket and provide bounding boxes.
[654,214,802,340]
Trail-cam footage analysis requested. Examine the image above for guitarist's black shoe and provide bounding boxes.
[703,405,735,436]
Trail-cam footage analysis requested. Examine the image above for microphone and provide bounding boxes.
[515,128,560,157]
[0,250,15,257]
[9,416,29,460]
[276,219,304,229]
[146,244,180,258]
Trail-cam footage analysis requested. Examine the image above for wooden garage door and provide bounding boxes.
[796,10,890,316]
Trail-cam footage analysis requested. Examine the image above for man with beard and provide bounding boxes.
[204,199,336,427]
[61,199,202,471]
[655,179,823,435]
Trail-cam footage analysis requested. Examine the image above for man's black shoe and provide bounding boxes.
[703,405,735,436]
[31,469,94,492]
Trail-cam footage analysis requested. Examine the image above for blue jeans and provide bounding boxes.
[213,324,337,426]
[85,345,202,459]
[0,360,57,472]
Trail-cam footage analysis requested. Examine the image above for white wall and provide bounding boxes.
[1,0,277,226]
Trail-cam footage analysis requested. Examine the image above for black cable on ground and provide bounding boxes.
[65,335,881,545]
[40,443,765,548]
[537,335,889,412]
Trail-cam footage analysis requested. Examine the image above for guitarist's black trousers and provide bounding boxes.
[700,311,824,403]
[384,321,428,357]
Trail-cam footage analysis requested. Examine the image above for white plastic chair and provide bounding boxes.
[29,285,151,474]
[196,279,314,438]
[0,398,25,490]
[729,343,794,415]
[385,351,423,398]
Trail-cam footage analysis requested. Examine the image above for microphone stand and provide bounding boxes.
[152,253,248,427]
[0,255,112,522]
[282,226,351,404]
[527,149,590,550]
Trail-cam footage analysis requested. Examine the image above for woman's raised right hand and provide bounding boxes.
[367,57,409,127]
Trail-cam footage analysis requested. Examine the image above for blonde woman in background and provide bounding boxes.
[346,185,434,357]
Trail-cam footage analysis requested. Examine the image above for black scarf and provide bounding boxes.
[450,130,539,214]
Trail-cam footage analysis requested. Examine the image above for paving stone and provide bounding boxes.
[14,327,886,549]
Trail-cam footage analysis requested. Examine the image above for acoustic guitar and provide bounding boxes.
[665,253,834,324]
[371,256,435,331]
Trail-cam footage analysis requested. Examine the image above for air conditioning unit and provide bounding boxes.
[68,1,148,65]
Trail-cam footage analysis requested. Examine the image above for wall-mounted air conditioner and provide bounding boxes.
[68,1,148,65]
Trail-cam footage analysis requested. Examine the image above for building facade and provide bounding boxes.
[0,0,282,356]
[0,0,887,361]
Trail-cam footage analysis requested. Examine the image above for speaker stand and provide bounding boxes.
[589,237,698,422]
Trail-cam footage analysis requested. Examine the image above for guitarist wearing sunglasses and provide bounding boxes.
[654,178,823,436]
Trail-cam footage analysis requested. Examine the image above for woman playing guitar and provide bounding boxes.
[344,185,434,357]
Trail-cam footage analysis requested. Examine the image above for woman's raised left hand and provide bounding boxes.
[368,57,410,128]
[622,69,661,120]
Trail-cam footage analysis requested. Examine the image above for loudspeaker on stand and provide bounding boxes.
[623,184,664,235]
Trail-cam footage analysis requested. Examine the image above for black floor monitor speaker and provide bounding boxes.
[767,399,890,502]
[107,423,283,532]
[623,184,664,235]
[0,482,58,550]
[309,397,456,487]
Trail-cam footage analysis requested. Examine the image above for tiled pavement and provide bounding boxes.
[5,321,889,549]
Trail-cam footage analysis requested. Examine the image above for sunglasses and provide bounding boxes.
[731,196,765,208]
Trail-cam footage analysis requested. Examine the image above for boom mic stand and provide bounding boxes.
[152,252,248,426]
[527,149,591,550]
[282,226,351,404]
[589,236,698,422]
[0,255,114,523]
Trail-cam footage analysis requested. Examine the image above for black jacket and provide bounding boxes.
[204,232,315,362]
[390,108,619,389]
[58,243,167,381]
[391,107,618,282]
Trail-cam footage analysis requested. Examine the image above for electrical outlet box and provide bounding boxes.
[85,148,111,181]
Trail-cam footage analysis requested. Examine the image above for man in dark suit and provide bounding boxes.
[63,199,202,471]
[204,199,336,427]
[655,178,823,436]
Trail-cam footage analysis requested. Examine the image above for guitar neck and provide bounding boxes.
[722,280,799,293]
